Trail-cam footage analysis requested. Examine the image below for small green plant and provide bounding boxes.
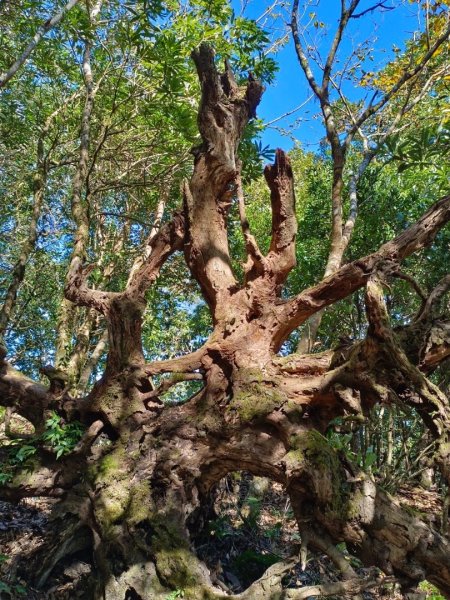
[0,581,27,597]
[0,558,27,597]
[0,413,85,485]
[419,581,445,599]
[0,472,13,484]
[9,444,37,464]
[208,515,232,540]
[326,421,378,474]
[240,496,262,529]
[41,412,84,458]
[266,522,282,540]
[231,550,279,588]
[165,590,184,599]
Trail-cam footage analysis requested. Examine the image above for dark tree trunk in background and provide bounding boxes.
[1,45,450,600]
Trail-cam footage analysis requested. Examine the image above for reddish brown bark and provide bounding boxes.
[1,45,450,600]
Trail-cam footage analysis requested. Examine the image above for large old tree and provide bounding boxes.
[1,2,450,599]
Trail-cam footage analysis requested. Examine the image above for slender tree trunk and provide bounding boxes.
[0,0,82,87]
[0,150,46,343]
[0,88,80,346]
[55,2,102,368]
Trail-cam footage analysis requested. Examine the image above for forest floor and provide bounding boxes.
[0,471,444,599]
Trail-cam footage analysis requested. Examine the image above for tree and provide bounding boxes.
[0,2,450,599]
[290,0,450,351]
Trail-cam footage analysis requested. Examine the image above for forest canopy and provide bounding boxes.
[0,1,449,599]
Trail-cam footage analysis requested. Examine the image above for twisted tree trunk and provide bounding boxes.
[1,45,450,600]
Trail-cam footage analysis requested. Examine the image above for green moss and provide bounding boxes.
[285,399,304,421]
[98,445,127,478]
[285,431,341,475]
[199,410,222,433]
[230,380,285,422]
[439,442,450,456]
[156,548,199,588]
[288,430,349,517]
[171,373,188,383]
[11,459,40,487]
[93,379,146,426]
[149,513,205,589]
[94,444,132,529]
[239,367,264,383]
[127,480,153,525]
[97,483,130,525]
[283,448,306,472]
[346,489,364,519]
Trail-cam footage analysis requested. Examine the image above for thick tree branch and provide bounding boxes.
[275,194,450,348]
[56,4,103,367]
[0,361,49,427]
[286,573,395,599]
[362,275,450,484]
[145,345,208,376]
[125,212,185,299]
[264,149,297,283]
[184,44,263,316]
[77,327,108,393]
[64,258,115,313]
[236,171,266,278]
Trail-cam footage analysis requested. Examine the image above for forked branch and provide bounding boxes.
[264,149,297,283]
[184,44,264,314]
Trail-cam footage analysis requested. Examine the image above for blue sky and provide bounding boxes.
[231,0,425,151]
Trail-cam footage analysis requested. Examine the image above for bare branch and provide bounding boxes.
[321,0,360,96]
[416,274,450,323]
[351,2,394,19]
[291,0,322,100]
[348,21,450,137]
[125,212,185,299]
[140,372,204,404]
[126,194,167,286]
[264,94,313,127]
[77,328,108,393]
[0,0,82,87]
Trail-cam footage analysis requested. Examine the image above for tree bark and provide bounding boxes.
[1,44,450,600]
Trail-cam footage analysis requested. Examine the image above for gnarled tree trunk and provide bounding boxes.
[1,45,450,600]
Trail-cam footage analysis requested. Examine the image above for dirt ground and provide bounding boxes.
[2,472,444,599]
